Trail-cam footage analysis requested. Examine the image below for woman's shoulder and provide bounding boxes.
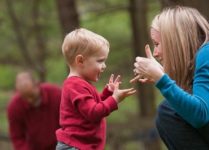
[195,42,209,70]
[198,42,209,54]
[196,42,209,61]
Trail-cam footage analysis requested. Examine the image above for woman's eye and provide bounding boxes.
[154,43,159,47]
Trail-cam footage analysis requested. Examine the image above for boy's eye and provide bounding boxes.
[97,60,105,63]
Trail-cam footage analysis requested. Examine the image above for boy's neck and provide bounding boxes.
[68,72,81,78]
[68,67,93,84]
[68,67,82,78]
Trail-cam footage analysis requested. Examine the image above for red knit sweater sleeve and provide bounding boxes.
[76,95,117,122]
[7,96,30,150]
[69,80,118,123]
[100,86,113,101]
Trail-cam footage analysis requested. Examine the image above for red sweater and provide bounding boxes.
[56,76,118,150]
[7,83,61,150]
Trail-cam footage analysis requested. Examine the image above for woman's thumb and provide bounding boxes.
[145,44,153,59]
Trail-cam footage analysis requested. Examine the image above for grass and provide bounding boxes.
[108,95,138,123]
[0,91,12,133]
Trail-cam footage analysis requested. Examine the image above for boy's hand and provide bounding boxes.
[107,74,136,103]
[111,79,136,103]
[107,74,121,92]
[112,87,136,103]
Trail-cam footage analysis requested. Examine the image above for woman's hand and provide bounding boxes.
[130,44,164,83]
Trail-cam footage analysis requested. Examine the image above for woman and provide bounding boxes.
[132,6,209,149]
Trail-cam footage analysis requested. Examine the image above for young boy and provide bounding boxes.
[56,28,136,150]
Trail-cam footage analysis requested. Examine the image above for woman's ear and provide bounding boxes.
[75,55,84,65]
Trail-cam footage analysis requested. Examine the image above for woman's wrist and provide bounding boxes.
[154,72,165,82]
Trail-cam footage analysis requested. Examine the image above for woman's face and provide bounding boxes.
[150,28,163,63]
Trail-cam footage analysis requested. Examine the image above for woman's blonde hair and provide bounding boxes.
[151,14,160,31]
[62,28,109,65]
[157,6,209,92]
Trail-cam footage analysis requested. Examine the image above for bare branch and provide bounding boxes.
[5,0,35,68]
[81,4,128,15]
[80,4,129,21]
[31,0,47,81]
[0,58,23,66]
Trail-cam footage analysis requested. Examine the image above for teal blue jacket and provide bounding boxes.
[156,42,209,128]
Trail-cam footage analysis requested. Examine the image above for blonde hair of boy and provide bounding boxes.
[158,6,209,92]
[62,28,110,65]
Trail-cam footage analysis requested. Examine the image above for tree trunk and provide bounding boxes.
[129,0,160,149]
[56,0,80,36]
[56,0,80,73]
[129,0,156,122]
[159,0,209,19]
[32,0,47,81]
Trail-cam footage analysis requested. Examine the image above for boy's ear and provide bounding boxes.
[75,55,84,65]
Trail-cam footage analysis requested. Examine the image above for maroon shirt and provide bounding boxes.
[7,83,61,150]
[56,76,118,150]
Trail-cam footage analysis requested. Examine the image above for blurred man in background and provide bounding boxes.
[7,71,61,150]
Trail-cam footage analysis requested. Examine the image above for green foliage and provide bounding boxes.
[148,0,161,23]
[0,91,11,133]
[0,111,8,133]
[0,0,163,148]
[0,0,161,90]
[0,2,22,62]
[82,10,134,86]
[0,65,17,90]
[46,58,67,85]
[107,95,138,123]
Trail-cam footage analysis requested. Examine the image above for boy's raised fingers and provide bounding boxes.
[109,74,114,83]
[113,75,121,83]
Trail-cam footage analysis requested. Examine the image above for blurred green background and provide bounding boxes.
[1,0,208,149]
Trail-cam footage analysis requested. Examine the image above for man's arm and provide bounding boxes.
[7,101,30,150]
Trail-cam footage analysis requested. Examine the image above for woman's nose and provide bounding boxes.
[153,48,159,57]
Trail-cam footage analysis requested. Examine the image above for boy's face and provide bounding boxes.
[80,48,109,82]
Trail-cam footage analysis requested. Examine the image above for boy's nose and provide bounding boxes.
[102,63,106,69]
